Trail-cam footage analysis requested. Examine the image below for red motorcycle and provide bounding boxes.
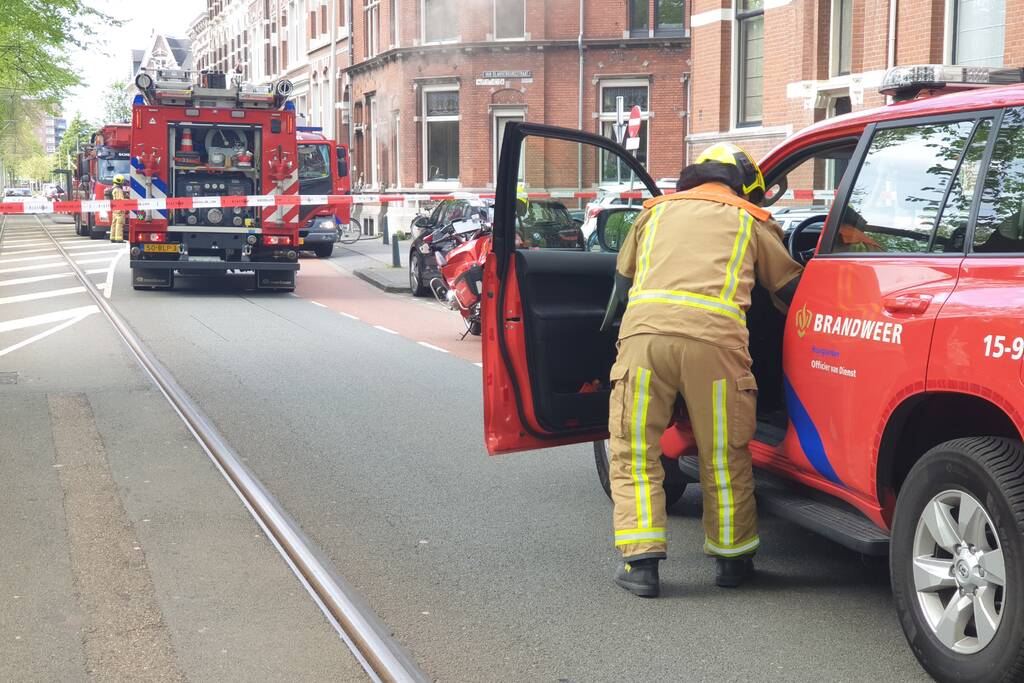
[425,210,492,337]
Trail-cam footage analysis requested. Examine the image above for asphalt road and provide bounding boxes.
[4,216,930,681]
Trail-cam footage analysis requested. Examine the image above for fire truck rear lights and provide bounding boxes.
[263,235,293,246]
[879,64,1024,100]
[147,233,166,243]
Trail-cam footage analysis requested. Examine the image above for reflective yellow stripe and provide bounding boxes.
[704,535,760,557]
[635,205,663,288]
[628,289,747,323]
[712,379,734,547]
[615,529,667,546]
[630,368,653,529]
[721,212,753,302]
[615,527,666,537]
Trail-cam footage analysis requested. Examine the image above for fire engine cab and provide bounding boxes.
[296,127,351,258]
[128,70,300,291]
[484,65,1024,681]
[73,123,131,239]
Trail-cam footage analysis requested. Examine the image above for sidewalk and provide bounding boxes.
[0,298,364,681]
[331,235,412,293]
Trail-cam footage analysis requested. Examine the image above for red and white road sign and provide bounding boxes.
[627,105,643,138]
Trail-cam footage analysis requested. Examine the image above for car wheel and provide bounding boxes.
[313,244,333,258]
[891,437,1024,683]
[593,440,687,509]
[467,319,482,336]
[409,251,429,297]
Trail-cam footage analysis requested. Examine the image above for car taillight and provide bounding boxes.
[143,232,165,243]
[423,234,434,244]
[587,206,602,219]
[263,235,293,246]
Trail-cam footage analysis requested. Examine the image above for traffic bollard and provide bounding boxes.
[382,213,389,246]
[392,233,401,267]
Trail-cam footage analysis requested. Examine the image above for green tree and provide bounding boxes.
[16,152,56,184]
[57,112,94,169]
[101,81,132,123]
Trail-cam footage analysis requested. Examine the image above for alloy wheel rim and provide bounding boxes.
[410,255,419,289]
[912,488,1006,654]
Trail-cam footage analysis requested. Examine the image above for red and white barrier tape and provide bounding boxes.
[0,188,835,215]
[0,191,643,215]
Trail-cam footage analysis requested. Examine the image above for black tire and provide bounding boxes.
[593,440,688,509]
[409,251,429,296]
[891,437,1024,683]
[88,218,103,239]
[313,244,334,258]
[467,319,482,336]
[74,214,85,236]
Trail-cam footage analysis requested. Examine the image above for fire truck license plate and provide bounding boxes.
[142,244,180,253]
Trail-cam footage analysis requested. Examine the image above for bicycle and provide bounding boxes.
[337,217,364,244]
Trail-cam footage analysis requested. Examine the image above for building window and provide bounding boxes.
[365,0,380,57]
[655,0,684,36]
[951,0,1005,67]
[495,0,525,40]
[423,0,457,43]
[629,0,649,37]
[390,0,398,46]
[736,0,764,127]
[423,88,459,184]
[831,0,852,76]
[599,80,650,184]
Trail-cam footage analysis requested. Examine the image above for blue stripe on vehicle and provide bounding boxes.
[783,375,844,486]
[129,177,146,198]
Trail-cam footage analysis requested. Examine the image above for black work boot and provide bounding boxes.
[715,556,755,588]
[614,558,661,598]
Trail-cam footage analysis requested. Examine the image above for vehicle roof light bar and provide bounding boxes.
[879,64,1024,101]
[134,70,292,110]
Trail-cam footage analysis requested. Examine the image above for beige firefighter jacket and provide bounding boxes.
[616,182,803,349]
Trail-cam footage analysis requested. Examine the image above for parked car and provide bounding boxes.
[408,198,494,296]
[580,178,676,248]
[2,187,32,201]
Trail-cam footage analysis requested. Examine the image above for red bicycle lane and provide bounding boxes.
[294,258,483,365]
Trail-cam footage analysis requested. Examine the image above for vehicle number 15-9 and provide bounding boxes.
[983,335,1024,360]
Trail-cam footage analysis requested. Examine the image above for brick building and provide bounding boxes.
[689,0,1016,169]
[344,0,690,192]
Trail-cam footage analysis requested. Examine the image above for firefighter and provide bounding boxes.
[608,143,803,597]
[109,174,128,243]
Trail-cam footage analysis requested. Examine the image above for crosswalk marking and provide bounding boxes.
[0,305,99,333]
[0,269,106,288]
[0,286,86,305]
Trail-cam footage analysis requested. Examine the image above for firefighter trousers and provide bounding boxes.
[608,333,760,559]
[110,213,125,242]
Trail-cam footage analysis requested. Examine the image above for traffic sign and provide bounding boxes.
[627,105,642,138]
[625,137,640,151]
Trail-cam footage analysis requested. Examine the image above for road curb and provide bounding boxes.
[354,267,410,294]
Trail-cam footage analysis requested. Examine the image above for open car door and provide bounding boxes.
[482,122,661,454]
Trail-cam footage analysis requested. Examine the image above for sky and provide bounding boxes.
[63,0,206,122]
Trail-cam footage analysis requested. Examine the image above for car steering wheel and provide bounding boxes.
[787,215,827,265]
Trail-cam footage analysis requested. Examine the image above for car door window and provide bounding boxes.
[828,119,982,254]
[973,107,1024,253]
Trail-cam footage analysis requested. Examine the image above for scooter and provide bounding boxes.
[426,213,491,338]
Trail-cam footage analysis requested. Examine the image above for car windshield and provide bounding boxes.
[4,188,30,197]
[299,144,331,181]
[97,158,131,184]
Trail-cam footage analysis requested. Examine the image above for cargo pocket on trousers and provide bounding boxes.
[730,373,758,448]
[608,365,629,438]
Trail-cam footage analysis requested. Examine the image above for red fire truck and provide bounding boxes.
[72,123,131,239]
[127,70,300,291]
[296,127,351,258]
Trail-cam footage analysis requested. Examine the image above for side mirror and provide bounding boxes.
[337,148,348,177]
[413,215,432,229]
[596,207,642,253]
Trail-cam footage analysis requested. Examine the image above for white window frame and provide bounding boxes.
[493,108,525,184]
[393,110,402,188]
[829,0,852,77]
[421,84,460,189]
[421,0,460,45]
[493,0,526,41]
[733,1,764,128]
[943,0,1006,67]
[368,94,379,188]
[597,78,651,183]
[365,0,381,57]
[390,0,400,48]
